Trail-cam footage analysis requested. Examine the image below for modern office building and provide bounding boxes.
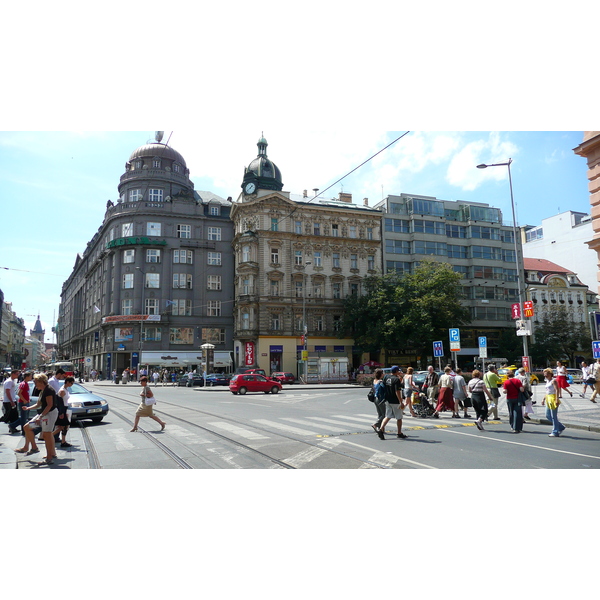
[57,134,235,376]
[231,136,383,378]
[374,193,522,366]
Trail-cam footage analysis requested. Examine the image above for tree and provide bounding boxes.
[529,306,592,367]
[340,261,470,360]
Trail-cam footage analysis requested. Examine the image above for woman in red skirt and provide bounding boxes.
[555,361,573,399]
[432,366,459,418]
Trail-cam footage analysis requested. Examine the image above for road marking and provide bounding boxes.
[281,418,351,433]
[334,415,374,424]
[358,451,402,469]
[252,419,318,436]
[336,438,437,469]
[440,429,600,460]
[306,416,366,427]
[208,422,269,440]
[283,439,344,468]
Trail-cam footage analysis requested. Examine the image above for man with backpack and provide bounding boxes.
[370,369,387,433]
[377,366,407,440]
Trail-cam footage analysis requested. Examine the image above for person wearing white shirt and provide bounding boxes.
[2,370,21,433]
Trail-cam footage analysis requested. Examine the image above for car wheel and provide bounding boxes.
[90,417,104,423]
[231,391,238,395]
[239,387,247,395]
[271,386,279,394]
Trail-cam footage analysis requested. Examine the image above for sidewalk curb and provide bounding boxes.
[526,418,600,434]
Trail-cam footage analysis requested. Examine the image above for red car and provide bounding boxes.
[229,374,282,395]
[270,372,296,384]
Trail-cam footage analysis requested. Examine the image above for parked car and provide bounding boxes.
[498,367,539,385]
[177,374,205,387]
[205,373,230,386]
[234,367,267,377]
[566,368,583,384]
[270,372,296,384]
[29,381,109,423]
[229,374,282,395]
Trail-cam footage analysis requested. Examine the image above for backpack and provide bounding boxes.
[374,380,386,403]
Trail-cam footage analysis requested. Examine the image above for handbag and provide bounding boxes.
[517,390,529,406]
[367,388,375,402]
[586,377,596,385]
[143,388,156,406]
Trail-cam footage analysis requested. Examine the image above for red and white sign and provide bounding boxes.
[244,342,255,366]
[511,303,521,319]
[522,356,530,372]
[523,301,534,318]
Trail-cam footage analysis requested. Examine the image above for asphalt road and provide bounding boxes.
[3,381,599,469]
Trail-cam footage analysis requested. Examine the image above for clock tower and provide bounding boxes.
[241,134,284,195]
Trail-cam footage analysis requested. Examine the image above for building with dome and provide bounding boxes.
[232,136,382,380]
[57,134,235,377]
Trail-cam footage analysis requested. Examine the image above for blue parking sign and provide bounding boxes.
[593,341,600,359]
[433,341,444,357]
[479,336,487,348]
[449,328,460,342]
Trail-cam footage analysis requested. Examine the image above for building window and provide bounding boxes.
[333,315,341,331]
[349,225,357,238]
[367,255,375,270]
[332,253,340,268]
[148,189,163,202]
[350,283,359,295]
[315,315,324,331]
[385,218,410,233]
[169,327,194,344]
[271,218,279,232]
[295,315,303,331]
[122,223,133,237]
[314,222,321,235]
[332,224,339,237]
[242,312,250,329]
[147,222,161,236]
[143,327,162,342]
[153,159,161,169]
[207,252,221,265]
[367,227,374,240]
[446,224,467,238]
[177,224,192,239]
[269,280,279,297]
[129,189,142,202]
[413,220,445,235]
[242,245,251,262]
[314,251,322,267]
[471,245,502,260]
[173,249,193,264]
[386,261,412,274]
[173,163,181,173]
[350,254,358,269]
[207,301,221,316]
[386,240,411,255]
[314,283,323,298]
[333,282,341,299]
[123,249,135,264]
[270,248,279,264]
[447,245,467,259]
[171,300,192,316]
[122,299,132,315]
[144,299,159,315]
[173,273,192,289]
[146,249,161,263]
[207,227,221,241]
[207,275,222,290]
[209,205,220,216]
[295,251,303,266]
[202,328,226,344]
[271,314,280,330]
[295,281,304,298]
[503,249,516,263]
[123,273,134,289]
[145,273,160,288]
[295,221,303,234]
[470,226,500,240]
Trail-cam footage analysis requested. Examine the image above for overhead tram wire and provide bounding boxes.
[274,131,411,229]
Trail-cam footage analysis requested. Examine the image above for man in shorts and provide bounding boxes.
[3,369,22,434]
[377,366,407,440]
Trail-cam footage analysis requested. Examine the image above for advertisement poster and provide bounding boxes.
[115,327,133,342]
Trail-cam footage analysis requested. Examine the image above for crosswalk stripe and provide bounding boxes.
[283,439,344,468]
[208,422,269,440]
[358,451,401,469]
[334,415,374,424]
[252,419,318,435]
[281,418,351,433]
[305,416,365,427]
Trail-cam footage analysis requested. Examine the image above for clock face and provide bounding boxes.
[245,182,256,194]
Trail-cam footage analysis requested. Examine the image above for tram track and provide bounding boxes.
[97,389,394,469]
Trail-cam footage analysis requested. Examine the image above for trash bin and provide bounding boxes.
[114,375,121,384]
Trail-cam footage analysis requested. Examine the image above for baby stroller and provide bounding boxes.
[412,391,436,418]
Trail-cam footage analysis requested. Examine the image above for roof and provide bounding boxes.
[195,191,230,205]
[287,193,382,213]
[523,258,573,274]
[129,143,187,168]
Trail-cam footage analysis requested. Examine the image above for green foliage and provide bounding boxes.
[529,306,592,366]
[340,261,470,357]
[495,328,525,365]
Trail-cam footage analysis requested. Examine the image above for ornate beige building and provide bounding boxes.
[231,137,382,377]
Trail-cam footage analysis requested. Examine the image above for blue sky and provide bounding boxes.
[0,130,591,341]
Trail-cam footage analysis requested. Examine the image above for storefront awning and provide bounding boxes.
[140,350,233,368]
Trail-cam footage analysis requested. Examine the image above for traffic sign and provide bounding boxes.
[478,336,487,348]
[522,356,530,372]
[523,300,534,318]
[433,341,444,357]
[449,328,460,342]
[593,341,600,359]
[511,303,521,319]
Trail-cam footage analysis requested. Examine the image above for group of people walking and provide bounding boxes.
[368,358,600,440]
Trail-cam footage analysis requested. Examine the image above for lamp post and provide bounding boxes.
[477,159,529,365]
[302,261,311,382]
[135,267,145,381]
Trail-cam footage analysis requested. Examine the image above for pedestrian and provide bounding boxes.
[152,370,160,386]
[122,368,129,384]
[18,373,59,464]
[453,368,472,419]
[402,367,419,418]
[502,369,525,433]
[541,368,565,437]
[171,371,177,386]
[424,365,439,405]
[432,366,458,419]
[162,370,168,386]
[467,369,493,430]
[517,368,534,420]
[112,369,117,383]
[483,365,502,420]
[580,361,594,401]
[589,358,600,404]
[555,361,572,398]
[2,369,21,434]
[52,376,75,448]
[370,368,387,433]
[376,366,407,439]
[130,376,166,432]
[17,371,34,434]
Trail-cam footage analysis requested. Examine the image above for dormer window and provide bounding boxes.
[173,163,181,173]
[210,205,220,216]
[135,160,142,169]
[153,159,161,168]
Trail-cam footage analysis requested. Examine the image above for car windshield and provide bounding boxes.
[68,383,90,395]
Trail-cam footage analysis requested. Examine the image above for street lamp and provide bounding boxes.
[136,267,146,381]
[477,159,529,364]
[302,261,312,382]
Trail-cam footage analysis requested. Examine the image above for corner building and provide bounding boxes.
[58,136,234,376]
[232,137,382,377]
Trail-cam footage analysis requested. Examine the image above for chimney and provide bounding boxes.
[339,192,352,203]
[303,189,308,198]
[363,198,369,206]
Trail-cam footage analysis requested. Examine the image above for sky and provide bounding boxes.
[0,130,591,341]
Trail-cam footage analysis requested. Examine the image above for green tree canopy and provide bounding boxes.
[340,261,470,359]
